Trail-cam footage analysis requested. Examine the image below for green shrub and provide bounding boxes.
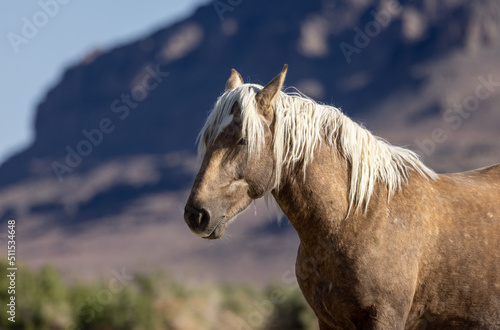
[0,261,318,330]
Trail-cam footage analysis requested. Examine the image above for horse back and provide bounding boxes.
[441,162,500,200]
[434,162,500,242]
[411,163,500,327]
[458,162,500,179]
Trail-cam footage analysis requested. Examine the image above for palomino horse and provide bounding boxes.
[184,65,500,329]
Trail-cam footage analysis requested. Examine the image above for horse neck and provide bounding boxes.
[271,142,351,248]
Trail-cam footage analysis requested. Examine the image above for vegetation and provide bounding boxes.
[0,262,318,330]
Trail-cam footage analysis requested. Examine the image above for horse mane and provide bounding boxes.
[198,84,437,213]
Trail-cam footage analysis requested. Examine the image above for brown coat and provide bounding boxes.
[185,66,500,329]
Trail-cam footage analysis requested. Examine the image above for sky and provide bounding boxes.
[0,0,209,166]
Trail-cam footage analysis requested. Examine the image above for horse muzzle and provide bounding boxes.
[184,204,225,239]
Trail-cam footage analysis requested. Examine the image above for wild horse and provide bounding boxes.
[184,65,500,329]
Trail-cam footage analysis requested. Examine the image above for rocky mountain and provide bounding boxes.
[1,0,499,281]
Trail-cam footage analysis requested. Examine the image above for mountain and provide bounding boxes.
[1,0,499,281]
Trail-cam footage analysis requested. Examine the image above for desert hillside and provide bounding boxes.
[0,0,499,282]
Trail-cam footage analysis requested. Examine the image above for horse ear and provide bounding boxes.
[255,64,288,119]
[225,69,244,91]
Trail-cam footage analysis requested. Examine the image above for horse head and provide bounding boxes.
[184,65,288,239]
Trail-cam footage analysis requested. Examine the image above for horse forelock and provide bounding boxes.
[197,84,438,213]
[197,84,265,158]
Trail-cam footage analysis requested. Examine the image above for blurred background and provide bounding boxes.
[0,0,499,328]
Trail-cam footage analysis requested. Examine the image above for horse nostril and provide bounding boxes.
[199,208,210,227]
[184,205,210,229]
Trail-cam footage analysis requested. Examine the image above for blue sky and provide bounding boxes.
[0,0,208,166]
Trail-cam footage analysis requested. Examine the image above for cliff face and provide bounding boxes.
[1,0,499,280]
[2,0,500,186]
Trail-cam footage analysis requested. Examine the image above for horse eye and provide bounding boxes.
[237,138,247,146]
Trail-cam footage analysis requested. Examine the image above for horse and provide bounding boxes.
[184,65,500,329]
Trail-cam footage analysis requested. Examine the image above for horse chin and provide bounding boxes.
[203,222,226,240]
[202,203,250,240]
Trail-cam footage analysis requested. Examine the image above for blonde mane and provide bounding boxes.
[198,84,437,213]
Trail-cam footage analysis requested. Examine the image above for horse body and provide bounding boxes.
[275,140,500,329]
[184,66,500,329]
